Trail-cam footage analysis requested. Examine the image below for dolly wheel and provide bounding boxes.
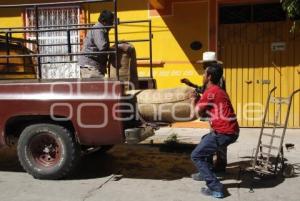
[282,164,295,178]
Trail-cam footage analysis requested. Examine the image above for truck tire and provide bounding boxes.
[17,123,80,180]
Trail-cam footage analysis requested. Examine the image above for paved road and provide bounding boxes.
[0,128,299,201]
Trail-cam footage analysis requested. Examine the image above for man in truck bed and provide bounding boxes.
[78,10,114,78]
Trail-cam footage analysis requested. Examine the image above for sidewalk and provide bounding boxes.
[146,127,300,144]
[85,127,300,201]
[0,128,299,201]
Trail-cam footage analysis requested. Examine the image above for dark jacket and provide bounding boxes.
[78,22,109,74]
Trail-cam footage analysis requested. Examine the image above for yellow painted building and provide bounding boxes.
[0,0,299,128]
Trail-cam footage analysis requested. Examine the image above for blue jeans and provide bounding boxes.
[191,132,238,192]
[206,146,227,172]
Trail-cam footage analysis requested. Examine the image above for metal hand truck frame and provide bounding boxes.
[249,87,300,178]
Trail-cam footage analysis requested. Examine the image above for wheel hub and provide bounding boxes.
[28,132,62,168]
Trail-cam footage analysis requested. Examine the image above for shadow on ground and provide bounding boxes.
[222,157,299,191]
[74,143,197,180]
[0,144,298,191]
[0,147,23,172]
[0,144,198,180]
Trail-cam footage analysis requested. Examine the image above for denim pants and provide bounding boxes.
[206,146,227,171]
[191,132,238,192]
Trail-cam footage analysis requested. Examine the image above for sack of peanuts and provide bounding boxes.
[136,87,197,123]
[110,43,139,90]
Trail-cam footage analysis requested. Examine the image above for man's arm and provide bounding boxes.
[195,103,208,118]
[181,78,205,94]
[195,90,214,118]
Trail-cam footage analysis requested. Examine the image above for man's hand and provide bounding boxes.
[181,78,190,84]
[181,78,199,89]
[118,42,131,52]
[181,78,205,94]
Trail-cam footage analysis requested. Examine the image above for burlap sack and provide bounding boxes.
[110,43,139,89]
[136,87,197,123]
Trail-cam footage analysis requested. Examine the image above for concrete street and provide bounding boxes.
[0,128,299,201]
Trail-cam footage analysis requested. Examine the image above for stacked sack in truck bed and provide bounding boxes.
[135,87,197,123]
[110,43,139,90]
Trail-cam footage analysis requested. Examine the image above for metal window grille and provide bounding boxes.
[26,7,80,79]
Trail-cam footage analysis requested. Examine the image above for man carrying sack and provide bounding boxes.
[191,62,239,198]
[197,52,227,173]
[185,52,228,179]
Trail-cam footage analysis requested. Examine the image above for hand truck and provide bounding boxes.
[249,87,300,178]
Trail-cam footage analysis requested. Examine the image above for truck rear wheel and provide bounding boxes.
[17,123,80,180]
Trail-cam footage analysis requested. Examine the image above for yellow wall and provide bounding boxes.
[149,2,208,89]
[85,0,208,89]
[0,0,208,88]
[0,7,23,38]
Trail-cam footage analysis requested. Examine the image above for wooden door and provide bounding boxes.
[219,21,300,128]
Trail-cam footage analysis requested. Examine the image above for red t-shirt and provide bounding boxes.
[196,85,239,134]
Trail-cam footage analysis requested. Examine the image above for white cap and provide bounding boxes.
[197,51,222,64]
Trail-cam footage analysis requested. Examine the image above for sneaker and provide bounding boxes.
[200,187,224,199]
[191,172,203,181]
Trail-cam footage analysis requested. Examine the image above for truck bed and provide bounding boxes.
[0,78,127,147]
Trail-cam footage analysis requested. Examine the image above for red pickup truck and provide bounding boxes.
[0,0,159,180]
[0,79,155,179]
